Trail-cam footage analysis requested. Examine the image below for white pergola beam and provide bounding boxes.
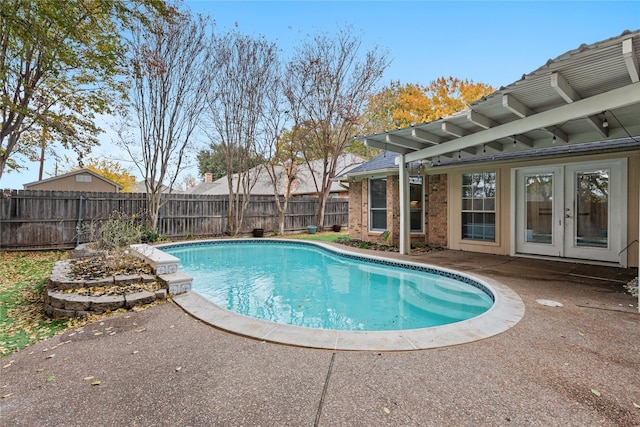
[405,82,640,163]
[549,127,568,143]
[487,142,504,152]
[622,38,640,83]
[398,154,411,255]
[551,72,580,103]
[442,121,468,137]
[502,94,533,118]
[364,138,411,154]
[411,128,444,144]
[467,110,497,129]
[513,135,533,147]
[476,142,504,155]
[386,134,426,150]
[586,115,609,138]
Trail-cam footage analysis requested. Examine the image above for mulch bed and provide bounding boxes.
[336,238,441,253]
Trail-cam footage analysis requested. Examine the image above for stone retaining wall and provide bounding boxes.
[45,260,167,319]
[45,244,193,319]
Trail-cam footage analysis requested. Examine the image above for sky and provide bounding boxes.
[2,0,639,190]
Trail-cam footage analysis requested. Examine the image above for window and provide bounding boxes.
[76,175,92,182]
[461,172,496,241]
[369,178,387,231]
[409,176,423,233]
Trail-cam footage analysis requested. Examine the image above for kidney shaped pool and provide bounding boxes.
[163,240,497,331]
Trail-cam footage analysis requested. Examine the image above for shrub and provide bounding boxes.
[141,229,160,243]
[98,212,144,250]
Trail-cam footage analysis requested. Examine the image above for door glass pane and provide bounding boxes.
[525,174,553,244]
[576,170,608,248]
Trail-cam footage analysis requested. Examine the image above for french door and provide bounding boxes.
[515,159,626,264]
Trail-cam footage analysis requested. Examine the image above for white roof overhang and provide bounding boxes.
[358,30,640,165]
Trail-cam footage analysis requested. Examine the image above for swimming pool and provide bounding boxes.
[164,240,493,331]
[162,240,525,350]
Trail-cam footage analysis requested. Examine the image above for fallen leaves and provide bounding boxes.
[1,250,165,356]
[591,389,601,397]
[46,374,56,382]
[69,254,152,281]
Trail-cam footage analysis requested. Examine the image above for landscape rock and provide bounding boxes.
[125,291,156,308]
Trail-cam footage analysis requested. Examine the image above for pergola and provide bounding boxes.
[358,30,640,308]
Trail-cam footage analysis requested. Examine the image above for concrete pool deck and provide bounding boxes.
[1,248,639,426]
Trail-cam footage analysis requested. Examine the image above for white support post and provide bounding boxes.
[399,154,411,255]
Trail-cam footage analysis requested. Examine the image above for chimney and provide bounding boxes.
[204,172,213,183]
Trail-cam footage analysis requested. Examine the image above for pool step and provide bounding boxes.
[130,244,193,295]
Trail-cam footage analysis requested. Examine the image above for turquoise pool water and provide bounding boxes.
[163,241,494,331]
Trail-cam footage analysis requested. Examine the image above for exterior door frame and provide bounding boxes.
[511,158,627,266]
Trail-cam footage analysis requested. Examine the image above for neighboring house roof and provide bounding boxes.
[23,169,122,191]
[189,153,365,196]
[132,180,173,194]
[357,30,640,166]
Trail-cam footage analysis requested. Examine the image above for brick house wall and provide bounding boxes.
[426,174,448,247]
[348,173,449,248]
[348,181,364,238]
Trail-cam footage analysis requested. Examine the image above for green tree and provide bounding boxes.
[197,143,263,182]
[0,0,166,181]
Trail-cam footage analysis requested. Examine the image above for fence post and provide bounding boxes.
[75,195,84,247]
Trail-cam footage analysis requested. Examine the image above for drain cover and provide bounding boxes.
[536,299,564,307]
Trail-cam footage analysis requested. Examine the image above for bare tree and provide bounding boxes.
[256,71,302,235]
[285,26,390,229]
[204,31,279,234]
[120,7,212,230]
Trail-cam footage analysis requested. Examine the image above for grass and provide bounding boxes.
[0,251,73,356]
[285,231,349,243]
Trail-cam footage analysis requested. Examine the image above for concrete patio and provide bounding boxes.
[1,248,638,426]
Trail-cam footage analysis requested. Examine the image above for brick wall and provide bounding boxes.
[426,174,448,247]
[348,181,363,238]
[348,173,449,247]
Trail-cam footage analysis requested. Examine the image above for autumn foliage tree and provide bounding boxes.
[362,77,495,134]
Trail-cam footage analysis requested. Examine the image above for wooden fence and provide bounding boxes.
[0,190,349,250]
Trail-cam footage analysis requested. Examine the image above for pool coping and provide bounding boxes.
[165,239,526,351]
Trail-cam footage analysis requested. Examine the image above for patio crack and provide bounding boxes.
[314,352,336,427]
